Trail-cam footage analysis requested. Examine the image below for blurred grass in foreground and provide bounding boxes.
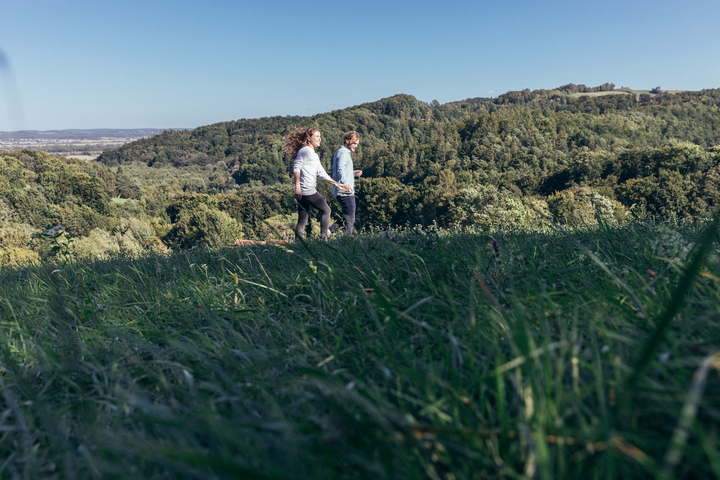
[1,218,719,479]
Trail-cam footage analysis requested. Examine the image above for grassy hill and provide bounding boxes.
[1,214,719,478]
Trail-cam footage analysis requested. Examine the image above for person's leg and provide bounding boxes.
[305,192,331,238]
[305,203,314,238]
[344,196,356,236]
[335,195,356,236]
[329,196,344,233]
[296,197,311,239]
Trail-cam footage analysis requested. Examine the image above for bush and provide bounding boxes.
[0,200,16,222]
[0,224,34,250]
[355,177,403,227]
[446,185,536,229]
[0,224,41,267]
[166,193,215,223]
[258,214,302,240]
[547,187,617,226]
[116,217,155,247]
[73,229,120,258]
[58,204,107,237]
[0,246,40,267]
[167,204,243,248]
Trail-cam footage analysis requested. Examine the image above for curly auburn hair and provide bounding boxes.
[282,127,319,160]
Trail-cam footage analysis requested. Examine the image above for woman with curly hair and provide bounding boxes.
[283,127,351,240]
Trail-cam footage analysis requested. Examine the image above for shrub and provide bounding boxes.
[446,185,536,229]
[58,204,106,237]
[258,214,302,240]
[166,193,215,223]
[547,187,616,226]
[355,177,403,227]
[116,217,155,247]
[0,200,16,223]
[73,229,120,258]
[167,204,243,248]
[0,246,40,267]
[0,224,36,250]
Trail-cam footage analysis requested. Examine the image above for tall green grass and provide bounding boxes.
[0,217,719,479]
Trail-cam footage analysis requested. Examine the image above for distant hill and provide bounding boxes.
[96,84,714,189]
[0,128,182,161]
[0,128,174,140]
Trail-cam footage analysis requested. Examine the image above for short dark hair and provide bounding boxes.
[344,131,359,144]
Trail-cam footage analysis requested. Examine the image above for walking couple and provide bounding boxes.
[283,128,362,240]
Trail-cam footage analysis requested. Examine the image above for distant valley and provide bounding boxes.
[0,128,180,160]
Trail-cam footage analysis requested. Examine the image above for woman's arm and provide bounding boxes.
[294,172,302,199]
[319,162,351,192]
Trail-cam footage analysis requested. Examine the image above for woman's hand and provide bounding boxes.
[337,183,352,193]
[294,184,302,200]
[354,170,362,177]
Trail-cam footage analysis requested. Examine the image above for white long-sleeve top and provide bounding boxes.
[293,146,333,195]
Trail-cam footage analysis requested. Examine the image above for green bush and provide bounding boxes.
[73,228,120,258]
[258,213,304,240]
[0,223,36,250]
[0,246,40,267]
[547,187,617,226]
[166,192,216,223]
[116,217,155,247]
[58,204,107,237]
[167,204,242,248]
[355,177,403,227]
[0,200,16,223]
[446,185,536,229]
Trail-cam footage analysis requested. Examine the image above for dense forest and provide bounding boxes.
[1,83,720,265]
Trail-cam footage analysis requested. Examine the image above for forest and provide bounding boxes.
[1,83,720,265]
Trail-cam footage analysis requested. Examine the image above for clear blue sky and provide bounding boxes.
[1,0,719,131]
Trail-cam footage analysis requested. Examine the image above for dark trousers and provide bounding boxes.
[296,192,331,239]
[329,195,356,236]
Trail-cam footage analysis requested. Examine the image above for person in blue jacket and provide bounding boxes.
[329,131,362,236]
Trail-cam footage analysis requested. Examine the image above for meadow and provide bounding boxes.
[0,215,719,479]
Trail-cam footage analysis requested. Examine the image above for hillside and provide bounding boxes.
[1,216,719,478]
[97,84,720,224]
[98,85,719,188]
[2,83,720,264]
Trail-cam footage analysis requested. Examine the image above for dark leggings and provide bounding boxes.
[329,195,356,235]
[296,192,331,239]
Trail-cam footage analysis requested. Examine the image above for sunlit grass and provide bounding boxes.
[1,217,719,479]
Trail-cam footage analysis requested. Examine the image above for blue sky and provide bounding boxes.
[1,0,719,131]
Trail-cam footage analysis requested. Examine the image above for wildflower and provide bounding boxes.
[388,235,396,241]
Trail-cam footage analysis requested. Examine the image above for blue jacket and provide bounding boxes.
[332,145,355,197]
